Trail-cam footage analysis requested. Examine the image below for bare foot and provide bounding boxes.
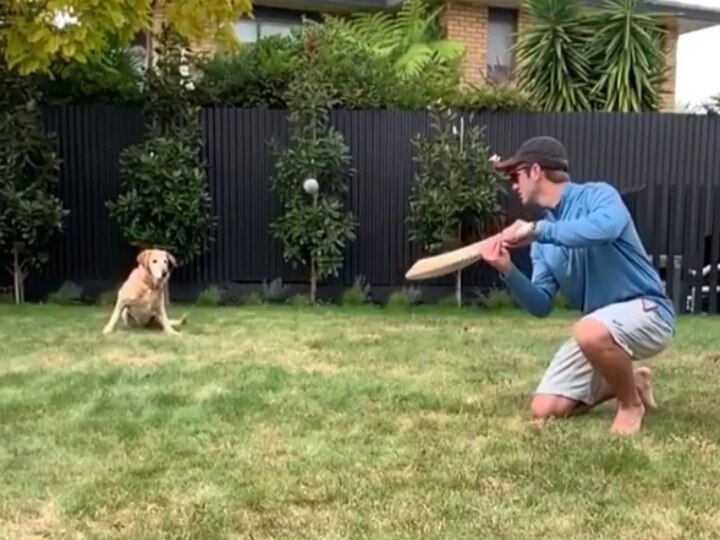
[608,367,657,412]
[610,401,645,435]
[634,367,657,410]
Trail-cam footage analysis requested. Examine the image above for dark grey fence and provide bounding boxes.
[12,106,720,313]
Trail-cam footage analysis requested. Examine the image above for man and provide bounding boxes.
[480,135,675,435]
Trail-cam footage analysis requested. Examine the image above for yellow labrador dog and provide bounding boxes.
[103,248,186,336]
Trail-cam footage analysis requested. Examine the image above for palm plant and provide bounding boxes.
[325,0,464,79]
[511,0,595,111]
[585,0,668,112]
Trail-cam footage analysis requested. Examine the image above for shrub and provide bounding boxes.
[323,0,464,80]
[407,106,503,307]
[450,84,538,112]
[107,132,215,264]
[288,293,313,306]
[268,24,358,304]
[97,290,117,306]
[196,285,223,306]
[241,291,264,305]
[437,294,461,307]
[341,275,372,306]
[387,286,423,307]
[47,281,84,305]
[0,64,68,304]
[194,35,301,108]
[262,278,289,303]
[480,287,516,309]
[32,15,535,113]
[106,28,216,267]
[194,5,465,111]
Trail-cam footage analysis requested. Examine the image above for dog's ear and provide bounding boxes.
[167,253,177,267]
[136,249,151,268]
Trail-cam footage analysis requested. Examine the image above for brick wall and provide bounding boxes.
[659,22,679,112]
[517,8,533,35]
[441,1,488,86]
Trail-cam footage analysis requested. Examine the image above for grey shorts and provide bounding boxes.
[535,298,674,405]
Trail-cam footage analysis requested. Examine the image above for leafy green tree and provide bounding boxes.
[0,0,252,75]
[268,25,357,304]
[513,0,667,112]
[106,28,215,267]
[325,0,464,79]
[0,62,68,304]
[511,0,594,112]
[585,0,667,111]
[407,106,503,306]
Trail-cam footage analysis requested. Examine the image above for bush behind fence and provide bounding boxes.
[11,106,720,313]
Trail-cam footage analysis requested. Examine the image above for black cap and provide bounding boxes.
[494,136,569,173]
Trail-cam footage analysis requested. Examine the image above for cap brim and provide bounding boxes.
[493,156,522,173]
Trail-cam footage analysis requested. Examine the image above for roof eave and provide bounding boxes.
[582,0,720,33]
[252,0,720,33]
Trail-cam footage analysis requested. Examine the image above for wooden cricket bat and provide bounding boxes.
[404,239,487,281]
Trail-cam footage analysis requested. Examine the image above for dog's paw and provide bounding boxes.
[102,327,113,335]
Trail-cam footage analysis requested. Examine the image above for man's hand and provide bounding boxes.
[501,219,536,248]
[479,235,512,276]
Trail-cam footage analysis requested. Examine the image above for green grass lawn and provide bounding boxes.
[2,303,720,539]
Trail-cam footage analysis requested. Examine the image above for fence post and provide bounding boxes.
[672,255,683,314]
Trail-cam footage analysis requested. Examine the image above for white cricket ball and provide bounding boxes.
[303,178,319,194]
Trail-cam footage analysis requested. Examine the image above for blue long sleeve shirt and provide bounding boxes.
[502,181,675,328]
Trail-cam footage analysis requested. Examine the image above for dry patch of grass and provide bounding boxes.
[0,502,64,540]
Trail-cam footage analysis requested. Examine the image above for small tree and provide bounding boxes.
[0,63,68,304]
[268,25,357,304]
[106,28,216,269]
[512,0,668,112]
[584,0,667,112]
[407,106,502,307]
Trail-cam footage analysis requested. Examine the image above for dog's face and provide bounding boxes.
[137,249,176,284]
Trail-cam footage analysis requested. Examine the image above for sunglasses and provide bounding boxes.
[508,165,530,184]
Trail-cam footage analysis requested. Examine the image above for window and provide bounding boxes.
[486,7,517,82]
[259,20,296,39]
[234,19,259,43]
[233,17,299,43]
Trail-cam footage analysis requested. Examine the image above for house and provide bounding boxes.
[155,0,720,111]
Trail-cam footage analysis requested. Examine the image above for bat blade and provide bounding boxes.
[405,241,484,281]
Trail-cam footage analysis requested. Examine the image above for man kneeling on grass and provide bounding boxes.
[480,135,675,435]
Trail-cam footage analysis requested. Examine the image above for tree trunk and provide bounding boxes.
[456,119,465,309]
[455,222,462,308]
[12,246,24,305]
[310,255,317,304]
[455,269,462,308]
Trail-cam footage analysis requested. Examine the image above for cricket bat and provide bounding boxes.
[404,239,487,281]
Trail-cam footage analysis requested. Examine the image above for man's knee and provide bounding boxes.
[573,317,613,353]
[530,395,580,419]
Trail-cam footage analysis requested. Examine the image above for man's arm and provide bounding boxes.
[534,183,630,248]
[501,247,558,317]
